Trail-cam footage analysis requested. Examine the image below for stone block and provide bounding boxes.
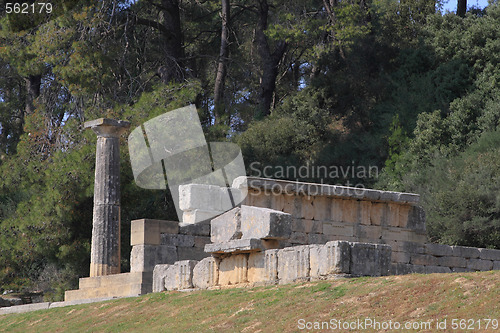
[323,221,354,237]
[291,218,305,232]
[479,248,500,261]
[369,203,385,226]
[359,201,371,225]
[451,267,475,273]
[177,246,209,261]
[244,190,257,206]
[251,192,272,208]
[313,196,331,221]
[179,221,211,236]
[425,243,453,257]
[391,263,405,274]
[377,244,392,276]
[183,209,223,224]
[406,206,426,232]
[342,200,359,223]
[301,197,315,220]
[400,241,425,254]
[397,192,420,204]
[290,232,308,245]
[452,246,480,259]
[292,219,322,234]
[270,193,285,211]
[130,244,177,272]
[387,204,400,227]
[309,244,322,278]
[247,250,279,284]
[179,183,237,212]
[66,272,153,301]
[159,220,180,234]
[308,233,327,245]
[161,234,195,247]
[277,245,310,284]
[210,207,241,243]
[425,265,452,274]
[219,254,248,285]
[310,220,323,234]
[131,219,161,246]
[379,191,399,202]
[350,242,376,276]
[240,205,292,240]
[391,263,421,275]
[310,241,351,278]
[164,260,198,291]
[381,228,410,242]
[408,231,428,244]
[283,195,302,217]
[194,236,211,248]
[398,205,411,228]
[390,263,398,275]
[356,224,382,240]
[220,187,245,211]
[192,257,219,289]
[324,234,357,242]
[362,188,382,201]
[437,256,466,268]
[493,261,500,270]
[152,264,171,293]
[392,251,410,264]
[350,242,391,276]
[205,238,278,254]
[410,254,438,266]
[331,199,343,222]
[467,259,493,271]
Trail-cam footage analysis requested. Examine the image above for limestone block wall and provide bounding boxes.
[130,219,211,273]
[152,241,393,292]
[391,243,500,275]
[234,177,427,261]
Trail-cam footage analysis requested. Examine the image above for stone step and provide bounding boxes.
[65,272,153,302]
[205,238,279,254]
[78,272,151,289]
[65,284,145,302]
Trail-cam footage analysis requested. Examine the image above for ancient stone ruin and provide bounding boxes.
[63,118,500,302]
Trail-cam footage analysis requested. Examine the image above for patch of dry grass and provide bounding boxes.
[0,271,499,332]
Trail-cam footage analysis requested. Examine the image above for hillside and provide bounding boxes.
[0,271,499,332]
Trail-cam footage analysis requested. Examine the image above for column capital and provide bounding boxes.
[84,118,131,138]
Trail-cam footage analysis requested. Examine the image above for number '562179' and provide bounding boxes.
[5,3,53,14]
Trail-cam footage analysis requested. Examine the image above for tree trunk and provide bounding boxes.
[25,74,41,116]
[10,74,42,142]
[255,0,287,117]
[213,0,230,125]
[457,0,467,17]
[158,0,184,83]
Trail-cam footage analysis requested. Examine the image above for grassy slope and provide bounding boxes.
[0,271,499,333]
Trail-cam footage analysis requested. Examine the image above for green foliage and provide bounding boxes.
[419,131,500,248]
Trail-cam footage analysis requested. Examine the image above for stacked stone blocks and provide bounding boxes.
[179,184,244,224]
[391,243,500,274]
[152,204,393,292]
[237,177,427,255]
[130,218,211,274]
[152,240,392,292]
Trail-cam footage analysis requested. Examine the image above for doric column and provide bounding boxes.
[84,118,130,277]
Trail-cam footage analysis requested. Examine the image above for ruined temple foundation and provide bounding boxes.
[66,175,500,301]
